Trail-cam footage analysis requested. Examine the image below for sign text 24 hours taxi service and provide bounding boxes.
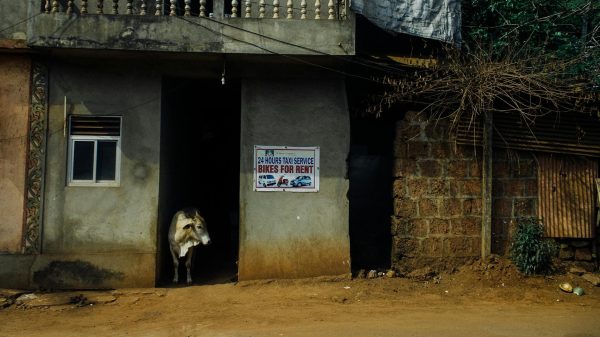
[254,146,320,192]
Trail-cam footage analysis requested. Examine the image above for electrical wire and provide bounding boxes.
[1,4,412,76]
[148,2,410,75]
[164,2,428,74]
[0,12,42,34]
[173,14,381,83]
[0,4,421,121]
[196,13,410,74]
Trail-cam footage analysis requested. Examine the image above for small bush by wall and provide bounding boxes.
[510,217,557,275]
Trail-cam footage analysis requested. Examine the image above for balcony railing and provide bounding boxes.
[33,0,355,55]
[42,0,347,20]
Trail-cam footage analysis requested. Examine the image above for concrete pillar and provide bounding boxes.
[238,78,350,280]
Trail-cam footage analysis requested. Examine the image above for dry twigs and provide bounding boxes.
[371,45,598,132]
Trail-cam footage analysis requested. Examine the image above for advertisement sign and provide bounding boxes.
[254,145,320,192]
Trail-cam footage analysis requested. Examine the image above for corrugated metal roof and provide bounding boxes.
[455,112,600,157]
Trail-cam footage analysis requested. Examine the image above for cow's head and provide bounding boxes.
[183,212,211,245]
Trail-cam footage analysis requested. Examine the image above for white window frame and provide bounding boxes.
[67,120,122,187]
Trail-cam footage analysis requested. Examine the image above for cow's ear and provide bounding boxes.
[183,224,192,230]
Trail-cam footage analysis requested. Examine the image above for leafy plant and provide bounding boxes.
[510,218,557,275]
[463,0,600,88]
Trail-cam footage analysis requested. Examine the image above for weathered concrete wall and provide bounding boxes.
[0,0,28,41]
[238,78,351,280]
[37,58,161,288]
[0,255,35,289]
[27,12,355,56]
[391,112,482,273]
[0,55,31,253]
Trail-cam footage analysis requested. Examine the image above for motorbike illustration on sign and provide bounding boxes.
[254,146,320,192]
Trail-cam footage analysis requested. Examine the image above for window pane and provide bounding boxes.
[96,141,117,181]
[73,141,94,180]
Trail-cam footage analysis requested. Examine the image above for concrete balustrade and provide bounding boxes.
[30,0,355,56]
[41,0,345,19]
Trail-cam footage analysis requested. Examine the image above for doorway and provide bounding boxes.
[348,115,395,272]
[158,77,240,285]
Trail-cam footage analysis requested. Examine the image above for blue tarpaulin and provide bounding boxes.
[351,0,461,44]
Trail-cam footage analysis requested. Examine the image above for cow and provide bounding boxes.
[168,207,211,284]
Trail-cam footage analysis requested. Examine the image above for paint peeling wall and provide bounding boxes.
[238,78,351,280]
[39,58,161,288]
[0,55,31,253]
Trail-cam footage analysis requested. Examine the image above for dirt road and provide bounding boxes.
[2,261,600,337]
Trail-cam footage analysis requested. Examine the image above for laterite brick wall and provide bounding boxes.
[390,111,598,273]
[491,151,538,255]
[391,112,483,273]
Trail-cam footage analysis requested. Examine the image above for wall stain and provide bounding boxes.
[239,237,350,280]
[33,260,124,289]
[34,36,179,51]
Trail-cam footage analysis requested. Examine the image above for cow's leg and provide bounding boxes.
[185,247,194,284]
[169,245,179,283]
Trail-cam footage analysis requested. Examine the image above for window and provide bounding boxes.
[68,116,121,186]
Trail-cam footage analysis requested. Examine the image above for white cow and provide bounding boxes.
[168,208,211,284]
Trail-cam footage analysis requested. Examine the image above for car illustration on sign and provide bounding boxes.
[290,176,312,187]
[258,174,277,187]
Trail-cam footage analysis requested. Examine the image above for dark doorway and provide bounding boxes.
[348,115,394,272]
[158,77,240,285]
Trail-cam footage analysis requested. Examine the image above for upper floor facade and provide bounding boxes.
[0,0,354,55]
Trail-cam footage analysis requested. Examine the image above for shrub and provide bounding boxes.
[510,217,557,275]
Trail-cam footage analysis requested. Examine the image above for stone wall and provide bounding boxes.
[391,112,597,272]
[491,150,538,255]
[558,239,595,265]
[391,111,482,273]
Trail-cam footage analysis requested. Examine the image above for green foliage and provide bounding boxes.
[372,0,599,121]
[510,218,558,275]
[462,0,600,89]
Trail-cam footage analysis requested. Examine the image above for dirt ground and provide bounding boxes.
[1,257,600,337]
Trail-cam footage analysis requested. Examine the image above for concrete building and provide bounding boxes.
[0,0,358,288]
[3,1,594,290]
